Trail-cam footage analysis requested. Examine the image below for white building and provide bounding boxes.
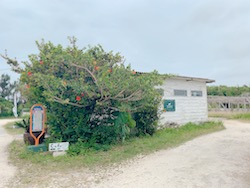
[159,76,215,126]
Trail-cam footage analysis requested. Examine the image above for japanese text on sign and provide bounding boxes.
[32,106,44,132]
[49,142,69,152]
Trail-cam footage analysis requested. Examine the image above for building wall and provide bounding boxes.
[159,78,208,125]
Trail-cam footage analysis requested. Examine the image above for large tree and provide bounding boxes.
[2,38,162,144]
[0,74,17,99]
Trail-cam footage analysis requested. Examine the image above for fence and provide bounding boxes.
[208,96,250,112]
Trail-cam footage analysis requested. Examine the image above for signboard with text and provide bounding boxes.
[31,105,45,132]
[49,142,69,152]
[30,104,46,146]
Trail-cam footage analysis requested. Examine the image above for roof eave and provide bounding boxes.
[170,76,215,84]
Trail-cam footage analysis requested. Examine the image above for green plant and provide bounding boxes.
[114,112,136,142]
[0,97,13,117]
[0,74,17,99]
[14,117,29,132]
[67,139,111,156]
[2,38,163,149]
[133,105,159,136]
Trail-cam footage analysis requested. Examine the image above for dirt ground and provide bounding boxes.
[91,120,250,188]
[2,120,250,188]
[0,119,19,188]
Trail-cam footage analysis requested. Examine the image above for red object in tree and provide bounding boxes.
[81,93,84,97]
[76,96,81,101]
[40,60,43,65]
[28,72,32,76]
[132,70,136,75]
[94,66,100,71]
[108,69,112,73]
[26,84,30,89]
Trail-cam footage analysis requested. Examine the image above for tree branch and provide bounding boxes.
[71,62,97,83]
[0,54,23,73]
[70,62,104,100]
[53,96,88,108]
[110,89,143,102]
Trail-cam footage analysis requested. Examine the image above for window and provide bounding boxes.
[174,89,187,96]
[191,90,202,97]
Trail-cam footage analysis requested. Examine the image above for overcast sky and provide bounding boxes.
[1,0,250,86]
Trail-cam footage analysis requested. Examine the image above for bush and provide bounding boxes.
[48,104,137,145]
[3,38,162,151]
[133,105,159,136]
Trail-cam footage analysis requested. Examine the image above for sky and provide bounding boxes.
[1,0,250,86]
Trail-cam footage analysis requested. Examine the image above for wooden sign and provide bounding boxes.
[30,104,46,145]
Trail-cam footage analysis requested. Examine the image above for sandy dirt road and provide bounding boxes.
[92,120,250,188]
[0,119,18,188]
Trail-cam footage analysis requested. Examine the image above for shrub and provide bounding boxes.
[3,38,163,149]
[133,105,160,136]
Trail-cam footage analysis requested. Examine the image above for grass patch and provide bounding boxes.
[209,111,250,120]
[0,116,15,119]
[9,121,224,168]
[4,121,25,135]
[232,113,250,120]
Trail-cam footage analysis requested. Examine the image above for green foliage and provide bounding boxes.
[0,74,19,117]
[0,97,13,117]
[47,103,122,145]
[207,85,250,96]
[0,74,17,99]
[14,117,29,132]
[133,105,159,136]
[67,140,111,156]
[114,112,136,142]
[2,38,163,149]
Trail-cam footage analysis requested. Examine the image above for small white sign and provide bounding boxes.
[49,142,69,152]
